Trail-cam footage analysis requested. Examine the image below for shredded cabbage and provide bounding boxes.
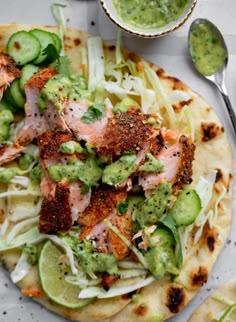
[10,251,31,283]
[0,226,39,251]
[6,217,39,242]
[79,275,155,299]
[10,176,31,188]
[0,189,42,199]
[115,29,123,65]
[87,37,105,93]
[118,268,147,279]
[51,2,67,55]
[103,219,147,268]
[65,272,101,289]
[177,105,195,140]
[142,61,176,128]
[0,217,9,237]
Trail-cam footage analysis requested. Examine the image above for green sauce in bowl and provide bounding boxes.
[113,0,189,30]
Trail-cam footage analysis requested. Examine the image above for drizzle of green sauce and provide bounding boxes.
[113,0,189,30]
[189,23,227,76]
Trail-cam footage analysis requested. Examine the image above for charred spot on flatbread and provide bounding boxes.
[108,45,116,51]
[165,76,189,91]
[201,121,224,141]
[73,38,81,46]
[173,98,193,113]
[215,168,223,183]
[165,284,186,313]
[132,302,149,317]
[205,226,219,253]
[191,266,208,287]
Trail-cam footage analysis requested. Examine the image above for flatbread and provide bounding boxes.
[189,279,236,321]
[0,24,233,322]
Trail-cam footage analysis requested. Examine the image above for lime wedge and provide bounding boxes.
[38,240,92,309]
[219,303,236,322]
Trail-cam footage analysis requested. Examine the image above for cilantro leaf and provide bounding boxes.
[80,182,90,195]
[54,55,71,76]
[159,213,183,268]
[117,200,129,215]
[42,44,59,64]
[81,104,106,124]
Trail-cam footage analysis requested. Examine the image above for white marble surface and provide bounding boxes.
[0,1,236,321]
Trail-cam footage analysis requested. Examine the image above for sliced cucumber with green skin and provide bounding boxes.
[168,189,201,226]
[0,99,13,112]
[50,32,62,54]
[7,30,41,66]
[19,64,40,92]
[0,122,11,142]
[9,79,26,109]
[0,110,14,143]
[3,87,18,111]
[30,29,57,64]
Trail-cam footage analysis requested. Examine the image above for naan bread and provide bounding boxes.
[0,24,233,322]
[189,279,236,321]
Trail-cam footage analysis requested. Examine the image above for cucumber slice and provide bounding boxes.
[30,29,57,64]
[50,32,62,54]
[169,189,201,226]
[3,87,18,111]
[0,122,11,142]
[19,64,40,92]
[7,30,41,66]
[9,79,26,109]
[0,99,13,112]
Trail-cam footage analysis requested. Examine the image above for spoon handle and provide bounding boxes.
[221,92,236,134]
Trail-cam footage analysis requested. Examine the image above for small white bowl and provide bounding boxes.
[100,0,197,38]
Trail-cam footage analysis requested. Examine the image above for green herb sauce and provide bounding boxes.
[189,23,227,76]
[113,0,189,30]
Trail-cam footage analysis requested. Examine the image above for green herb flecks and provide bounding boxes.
[81,104,106,124]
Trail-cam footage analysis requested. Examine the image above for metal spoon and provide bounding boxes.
[188,18,236,134]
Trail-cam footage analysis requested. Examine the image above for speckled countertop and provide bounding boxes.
[0,1,236,321]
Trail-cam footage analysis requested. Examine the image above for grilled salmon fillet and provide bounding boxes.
[97,110,159,161]
[79,185,132,260]
[38,130,91,233]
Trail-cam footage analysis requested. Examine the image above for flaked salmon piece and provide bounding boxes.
[38,130,91,230]
[136,133,164,164]
[78,184,127,227]
[38,130,76,162]
[40,176,56,199]
[39,180,91,233]
[38,130,80,197]
[39,182,72,233]
[0,144,24,166]
[17,68,58,145]
[139,134,195,194]
[97,110,159,161]
[78,185,132,260]
[44,101,69,132]
[0,53,21,99]
[63,99,112,147]
[69,182,91,222]
[81,209,132,260]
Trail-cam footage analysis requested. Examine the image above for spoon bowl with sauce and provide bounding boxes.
[188,18,236,134]
[100,0,197,38]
